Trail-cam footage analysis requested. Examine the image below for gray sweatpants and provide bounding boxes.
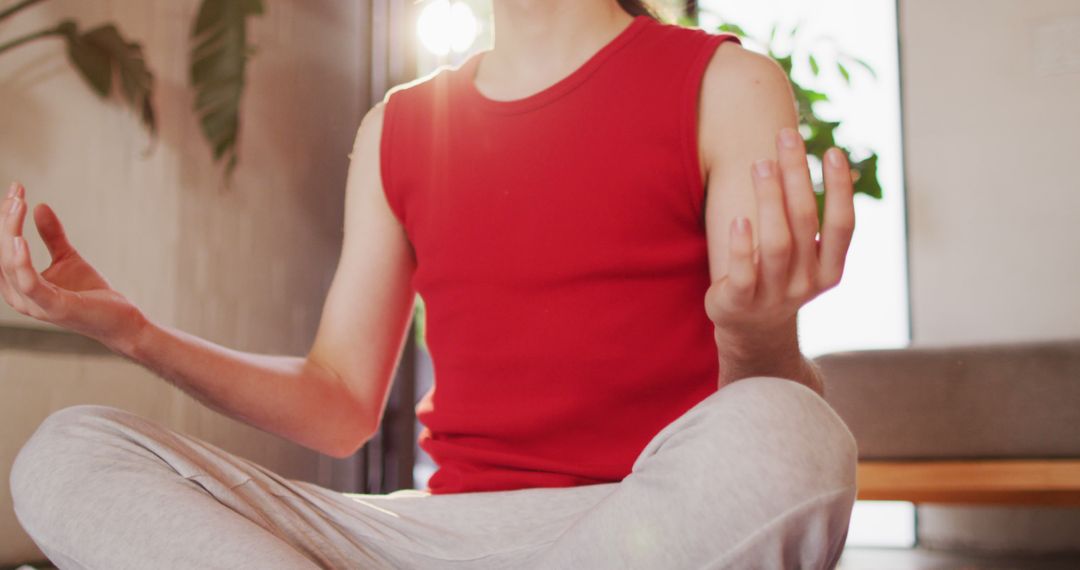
[10,376,858,569]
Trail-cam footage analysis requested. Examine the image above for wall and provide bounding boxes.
[0,0,365,351]
[900,0,1080,552]
[903,0,1080,345]
[0,0,371,563]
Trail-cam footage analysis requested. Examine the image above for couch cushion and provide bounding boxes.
[814,340,1080,460]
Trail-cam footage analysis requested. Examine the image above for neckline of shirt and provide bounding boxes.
[455,15,653,115]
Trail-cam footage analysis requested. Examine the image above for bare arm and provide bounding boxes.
[128,102,415,456]
[0,102,416,458]
[698,42,856,395]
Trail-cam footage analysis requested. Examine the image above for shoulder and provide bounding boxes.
[351,100,386,157]
[373,61,465,141]
[356,57,463,151]
[698,41,797,166]
[381,60,463,107]
[701,41,792,110]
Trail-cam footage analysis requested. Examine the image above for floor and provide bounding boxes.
[7,548,1080,570]
[838,547,1080,569]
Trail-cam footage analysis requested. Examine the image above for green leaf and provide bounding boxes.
[813,151,883,225]
[717,23,748,37]
[851,154,882,199]
[775,54,793,75]
[724,15,887,218]
[814,190,826,226]
[848,55,878,80]
[58,20,156,133]
[804,120,840,157]
[190,0,264,179]
[790,81,830,123]
[837,62,851,85]
[803,88,829,104]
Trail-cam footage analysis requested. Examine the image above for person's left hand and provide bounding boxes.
[704,127,856,338]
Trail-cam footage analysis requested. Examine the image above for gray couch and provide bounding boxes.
[815,339,1080,554]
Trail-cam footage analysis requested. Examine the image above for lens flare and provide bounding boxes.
[418,0,479,56]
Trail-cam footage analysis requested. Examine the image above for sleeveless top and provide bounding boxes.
[380,15,742,494]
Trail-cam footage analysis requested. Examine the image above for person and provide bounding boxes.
[4,0,859,567]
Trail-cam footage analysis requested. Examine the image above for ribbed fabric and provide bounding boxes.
[380,15,742,494]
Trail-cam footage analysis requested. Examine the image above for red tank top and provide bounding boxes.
[380,15,741,494]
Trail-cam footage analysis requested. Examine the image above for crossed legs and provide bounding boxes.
[10,376,856,569]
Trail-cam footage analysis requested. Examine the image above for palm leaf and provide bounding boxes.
[189,0,264,178]
[57,20,156,133]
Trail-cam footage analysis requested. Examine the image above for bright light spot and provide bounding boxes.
[846,501,917,547]
[418,0,479,56]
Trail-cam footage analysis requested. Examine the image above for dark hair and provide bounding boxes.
[617,0,659,19]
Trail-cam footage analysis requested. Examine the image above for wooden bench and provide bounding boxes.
[856,459,1080,506]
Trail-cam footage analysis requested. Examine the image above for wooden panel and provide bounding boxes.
[858,460,1080,506]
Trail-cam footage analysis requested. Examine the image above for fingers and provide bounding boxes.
[2,182,27,239]
[722,216,757,307]
[33,202,76,262]
[817,148,856,289]
[11,235,62,317]
[1,182,27,307]
[750,158,791,302]
[776,127,820,299]
[1,182,61,320]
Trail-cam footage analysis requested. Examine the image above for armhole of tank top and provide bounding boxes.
[379,90,407,228]
[682,33,742,222]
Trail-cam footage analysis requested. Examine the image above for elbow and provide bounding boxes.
[321,423,374,459]
[319,397,378,459]
[307,360,380,458]
[322,442,362,460]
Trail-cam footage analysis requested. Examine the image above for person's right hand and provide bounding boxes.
[1,182,146,353]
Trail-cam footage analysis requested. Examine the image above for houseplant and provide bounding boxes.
[686,14,884,221]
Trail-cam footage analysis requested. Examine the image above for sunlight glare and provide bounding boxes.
[418,0,479,56]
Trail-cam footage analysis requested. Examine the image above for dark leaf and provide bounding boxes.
[60,21,111,97]
[775,54,793,74]
[809,54,820,76]
[814,151,879,224]
[58,20,156,133]
[814,190,826,226]
[804,120,840,157]
[190,0,264,179]
[851,154,882,199]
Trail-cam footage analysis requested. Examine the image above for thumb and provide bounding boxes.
[33,203,77,262]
